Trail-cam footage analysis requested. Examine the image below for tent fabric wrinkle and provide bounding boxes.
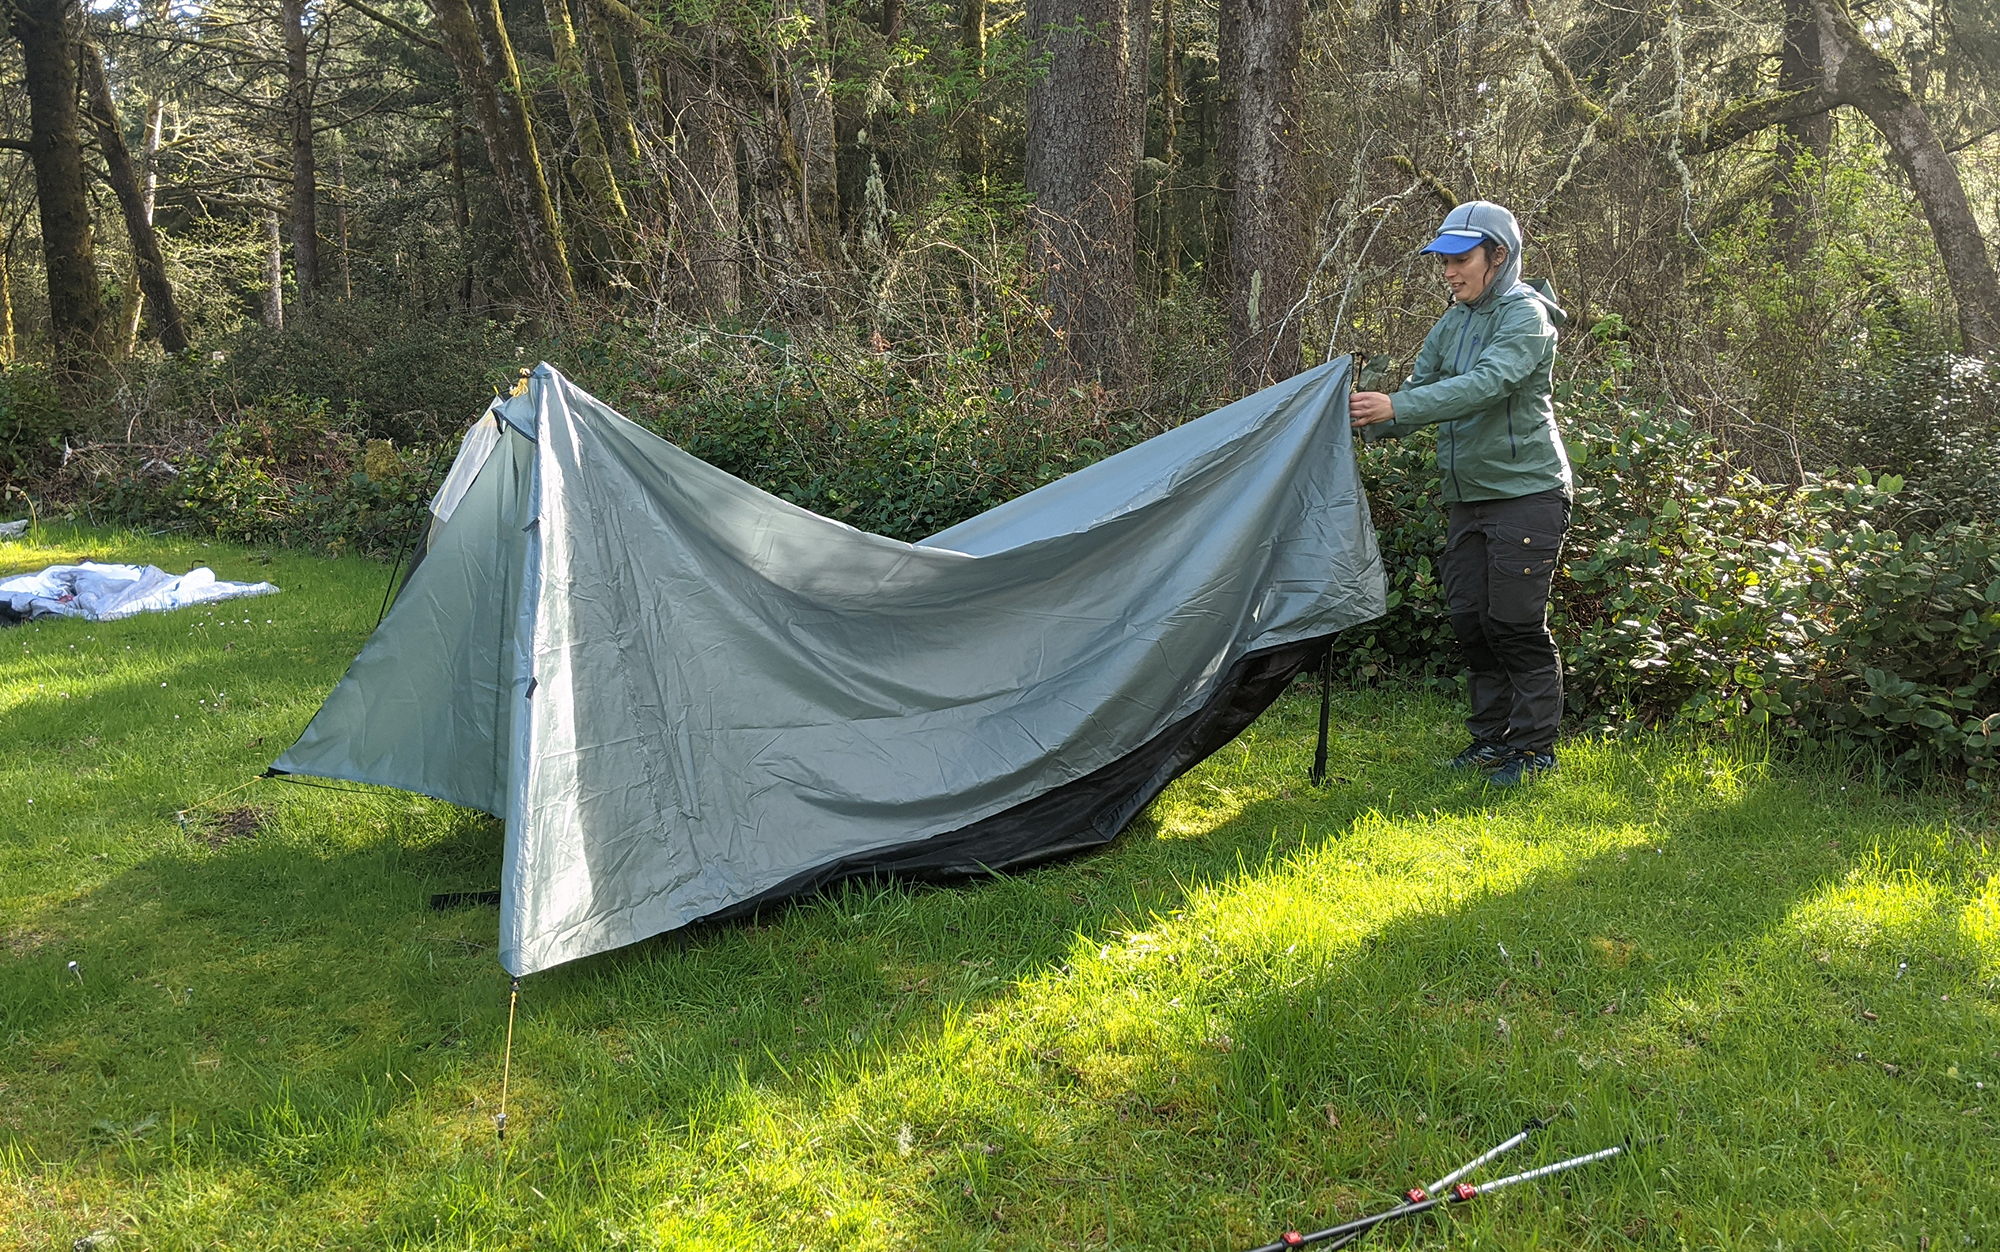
[273,361,1387,975]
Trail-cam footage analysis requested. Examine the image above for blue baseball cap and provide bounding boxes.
[1420,228,1489,255]
[1418,201,1521,256]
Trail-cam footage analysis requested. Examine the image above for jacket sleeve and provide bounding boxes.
[1385,300,1553,430]
[1360,321,1446,444]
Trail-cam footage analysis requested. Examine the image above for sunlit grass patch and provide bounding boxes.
[2,526,1997,1250]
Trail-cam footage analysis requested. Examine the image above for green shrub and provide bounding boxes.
[102,394,438,557]
[1340,391,2000,787]
[215,301,516,444]
[644,377,1135,544]
[0,362,69,488]
[559,324,1157,543]
[1811,351,1999,526]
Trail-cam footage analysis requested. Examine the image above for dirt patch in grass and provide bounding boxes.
[197,805,267,848]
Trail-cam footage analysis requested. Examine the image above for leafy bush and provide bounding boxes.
[0,362,69,488]
[1811,351,1999,526]
[1340,390,2000,788]
[101,395,438,557]
[555,321,1163,543]
[215,301,517,444]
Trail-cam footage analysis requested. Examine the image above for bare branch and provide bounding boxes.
[1379,155,1458,210]
[1513,0,1837,160]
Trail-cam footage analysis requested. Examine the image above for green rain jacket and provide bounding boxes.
[1374,210,1573,504]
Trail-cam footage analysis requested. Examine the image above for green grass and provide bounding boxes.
[2,525,1997,1250]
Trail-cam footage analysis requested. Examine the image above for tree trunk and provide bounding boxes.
[957,0,986,181]
[663,44,740,316]
[12,0,106,374]
[1211,0,1240,300]
[1223,0,1306,386]
[262,206,285,328]
[1157,0,1178,284]
[333,129,353,297]
[782,0,840,261]
[737,81,820,309]
[1772,0,1830,245]
[1025,0,1138,386]
[429,0,578,305]
[0,239,15,362]
[1127,0,1150,164]
[1813,0,2000,353]
[582,0,643,183]
[81,46,190,354]
[281,0,318,305]
[118,95,166,352]
[450,111,475,310]
[544,0,629,258]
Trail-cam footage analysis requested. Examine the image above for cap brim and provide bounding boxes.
[1420,232,1485,255]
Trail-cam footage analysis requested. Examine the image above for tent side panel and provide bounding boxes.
[272,428,536,814]
[699,633,1326,920]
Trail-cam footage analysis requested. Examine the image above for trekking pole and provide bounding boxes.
[1298,1115,1555,1252]
[1245,1138,1636,1252]
[1309,640,1334,786]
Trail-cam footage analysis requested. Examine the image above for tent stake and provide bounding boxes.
[497,976,519,1141]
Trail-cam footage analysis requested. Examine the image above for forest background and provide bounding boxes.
[0,0,1998,787]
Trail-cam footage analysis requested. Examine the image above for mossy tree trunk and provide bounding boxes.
[429,0,578,306]
[582,0,643,186]
[1223,0,1306,387]
[1025,0,1140,386]
[82,44,189,354]
[544,0,629,265]
[9,0,106,375]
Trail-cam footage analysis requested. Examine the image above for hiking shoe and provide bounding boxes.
[1446,739,1511,770]
[1488,750,1557,787]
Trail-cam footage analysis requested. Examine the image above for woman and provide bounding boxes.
[1348,201,1571,786]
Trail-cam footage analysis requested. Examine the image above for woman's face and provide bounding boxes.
[1441,245,1505,302]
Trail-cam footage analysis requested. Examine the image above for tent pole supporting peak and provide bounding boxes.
[376,440,455,627]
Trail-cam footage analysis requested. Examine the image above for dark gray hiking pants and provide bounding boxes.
[1441,488,1571,753]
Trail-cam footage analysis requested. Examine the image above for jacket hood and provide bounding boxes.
[1517,277,1571,329]
[1434,201,1519,310]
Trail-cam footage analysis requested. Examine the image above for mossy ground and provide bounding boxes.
[2,526,1995,1249]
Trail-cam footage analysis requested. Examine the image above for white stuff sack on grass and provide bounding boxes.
[0,562,278,622]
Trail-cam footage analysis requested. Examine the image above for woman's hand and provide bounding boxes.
[1349,391,1395,427]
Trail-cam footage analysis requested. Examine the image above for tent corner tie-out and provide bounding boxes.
[272,360,1388,974]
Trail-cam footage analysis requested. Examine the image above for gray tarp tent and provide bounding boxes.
[274,361,1386,974]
